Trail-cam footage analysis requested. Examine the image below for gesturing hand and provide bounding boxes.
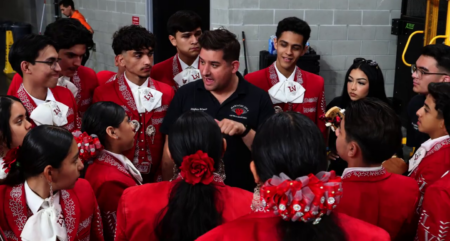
[215,118,246,136]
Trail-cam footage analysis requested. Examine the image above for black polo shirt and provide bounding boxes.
[160,72,275,191]
[407,94,429,152]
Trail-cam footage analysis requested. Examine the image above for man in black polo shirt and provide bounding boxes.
[407,44,450,153]
[160,29,274,191]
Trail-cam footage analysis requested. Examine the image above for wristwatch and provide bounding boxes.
[239,124,251,137]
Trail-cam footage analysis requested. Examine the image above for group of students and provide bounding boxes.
[0,8,449,241]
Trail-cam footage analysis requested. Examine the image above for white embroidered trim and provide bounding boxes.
[303,107,316,113]
[172,54,180,77]
[426,139,450,158]
[304,97,318,103]
[97,152,129,176]
[78,215,92,233]
[268,62,303,86]
[342,168,386,179]
[154,105,169,113]
[81,97,92,106]
[152,118,164,125]
[117,75,138,111]
[61,190,76,240]
[4,230,18,241]
[104,211,117,238]
[72,72,82,105]
[9,184,26,231]
[17,85,35,114]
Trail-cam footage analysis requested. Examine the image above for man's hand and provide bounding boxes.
[215,119,246,136]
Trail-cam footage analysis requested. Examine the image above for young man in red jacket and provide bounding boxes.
[334,98,419,241]
[7,18,97,121]
[245,17,326,135]
[150,10,202,90]
[93,25,175,183]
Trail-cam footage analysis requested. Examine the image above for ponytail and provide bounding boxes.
[156,180,221,241]
[156,111,225,241]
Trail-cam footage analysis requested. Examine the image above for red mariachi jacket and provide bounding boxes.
[7,66,98,118]
[416,172,450,241]
[335,167,419,241]
[244,63,326,136]
[196,212,390,241]
[410,137,450,212]
[114,178,253,241]
[85,151,140,241]
[93,74,175,182]
[150,54,200,91]
[97,70,117,86]
[12,85,79,132]
[0,227,6,241]
[0,179,104,241]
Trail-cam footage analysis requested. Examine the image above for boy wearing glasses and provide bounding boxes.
[7,18,97,121]
[409,82,450,213]
[407,44,450,152]
[8,34,78,131]
[245,17,326,136]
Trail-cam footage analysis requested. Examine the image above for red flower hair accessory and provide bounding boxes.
[259,171,342,225]
[2,147,20,174]
[72,130,103,163]
[320,106,345,132]
[180,150,216,185]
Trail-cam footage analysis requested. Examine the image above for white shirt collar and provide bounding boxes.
[124,72,149,91]
[24,180,60,215]
[104,150,129,168]
[342,165,383,178]
[23,86,55,106]
[178,55,199,71]
[274,63,296,82]
[421,135,450,152]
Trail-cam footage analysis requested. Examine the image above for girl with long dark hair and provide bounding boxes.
[327,58,394,175]
[115,111,252,241]
[0,96,32,179]
[0,126,104,241]
[83,102,140,241]
[197,112,390,241]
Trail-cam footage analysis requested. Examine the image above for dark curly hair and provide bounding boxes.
[428,82,450,133]
[44,18,93,51]
[198,28,240,63]
[112,25,156,55]
[275,17,311,47]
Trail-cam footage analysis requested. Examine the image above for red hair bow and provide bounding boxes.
[72,130,103,163]
[180,150,216,185]
[2,147,19,174]
[259,171,342,225]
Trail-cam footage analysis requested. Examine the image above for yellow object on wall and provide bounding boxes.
[4,30,15,75]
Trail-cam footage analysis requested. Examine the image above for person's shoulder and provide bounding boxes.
[153,79,175,94]
[426,173,450,197]
[123,181,172,199]
[78,66,96,77]
[336,213,391,241]
[73,178,93,192]
[152,56,175,74]
[245,68,267,81]
[243,76,269,96]
[388,173,420,194]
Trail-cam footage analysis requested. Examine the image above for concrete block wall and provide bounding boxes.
[72,0,148,73]
[0,0,53,34]
[211,0,401,103]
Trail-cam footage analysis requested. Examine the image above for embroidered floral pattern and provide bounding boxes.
[304,97,318,103]
[303,107,316,113]
[63,122,75,132]
[152,118,164,125]
[17,85,35,114]
[117,75,137,111]
[72,72,82,105]
[172,54,180,77]
[104,210,117,239]
[78,215,92,233]
[61,190,76,240]
[4,230,18,241]
[120,105,131,113]
[94,204,104,237]
[320,91,326,115]
[97,152,129,176]
[81,98,92,106]
[9,184,27,231]
[425,138,450,158]
[106,74,117,84]
[268,63,304,86]
[342,168,387,179]
[154,105,169,113]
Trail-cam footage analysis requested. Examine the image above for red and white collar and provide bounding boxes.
[421,135,450,152]
[342,166,386,180]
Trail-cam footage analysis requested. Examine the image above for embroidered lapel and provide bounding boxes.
[267,63,305,111]
[6,184,28,239]
[71,72,82,105]
[16,85,37,114]
[425,138,450,158]
[97,152,138,184]
[60,189,81,241]
[172,54,182,78]
[115,74,139,118]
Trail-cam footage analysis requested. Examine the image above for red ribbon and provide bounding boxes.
[72,130,103,163]
[2,147,19,173]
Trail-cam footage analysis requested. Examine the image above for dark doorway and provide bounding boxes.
[152,0,210,64]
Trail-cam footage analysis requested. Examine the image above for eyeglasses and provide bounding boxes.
[411,64,448,78]
[353,58,379,68]
[34,58,61,70]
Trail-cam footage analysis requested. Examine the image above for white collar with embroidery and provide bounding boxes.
[342,165,383,179]
[421,135,450,152]
[23,85,55,106]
